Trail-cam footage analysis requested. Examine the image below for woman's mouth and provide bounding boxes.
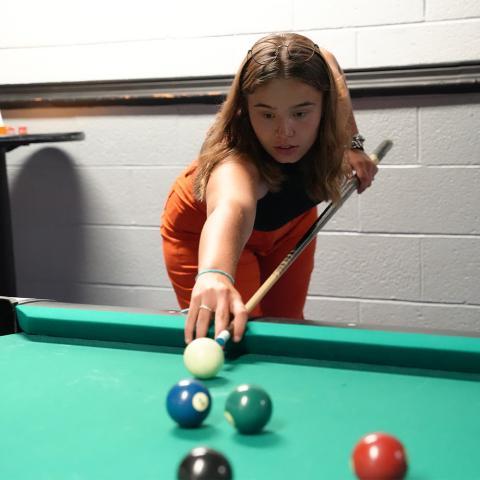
[273,145,299,154]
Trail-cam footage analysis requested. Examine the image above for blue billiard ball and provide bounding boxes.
[166,379,212,428]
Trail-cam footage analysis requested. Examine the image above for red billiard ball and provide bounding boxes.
[352,432,408,479]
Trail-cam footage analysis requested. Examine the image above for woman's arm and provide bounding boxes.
[321,48,378,192]
[185,158,262,343]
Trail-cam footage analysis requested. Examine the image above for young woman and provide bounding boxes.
[161,32,377,344]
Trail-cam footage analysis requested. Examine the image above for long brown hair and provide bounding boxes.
[194,32,349,204]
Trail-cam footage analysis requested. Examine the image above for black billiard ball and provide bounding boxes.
[177,447,233,480]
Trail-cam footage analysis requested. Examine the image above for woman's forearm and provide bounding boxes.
[198,202,255,277]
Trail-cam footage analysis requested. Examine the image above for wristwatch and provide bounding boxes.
[350,133,365,151]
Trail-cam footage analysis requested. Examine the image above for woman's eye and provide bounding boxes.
[293,111,307,118]
[262,112,274,119]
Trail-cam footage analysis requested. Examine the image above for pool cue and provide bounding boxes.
[215,139,393,347]
[245,139,393,313]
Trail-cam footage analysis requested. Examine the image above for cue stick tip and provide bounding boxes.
[215,329,231,348]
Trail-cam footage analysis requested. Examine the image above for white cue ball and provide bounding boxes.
[183,337,224,379]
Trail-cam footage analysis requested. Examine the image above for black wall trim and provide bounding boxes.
[0,62,479,109]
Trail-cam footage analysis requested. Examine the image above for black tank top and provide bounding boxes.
[253,161,317,232]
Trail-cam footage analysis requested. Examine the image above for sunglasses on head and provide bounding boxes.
[248,41,320,65]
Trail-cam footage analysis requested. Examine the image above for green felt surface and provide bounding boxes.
[1,304,480,479]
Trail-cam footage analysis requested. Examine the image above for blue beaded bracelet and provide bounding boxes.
[195,269,235,284]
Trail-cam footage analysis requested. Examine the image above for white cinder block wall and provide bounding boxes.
[2,1,480,331]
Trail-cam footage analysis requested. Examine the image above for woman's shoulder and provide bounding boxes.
[215,152,256,170]
[210,155,267,200]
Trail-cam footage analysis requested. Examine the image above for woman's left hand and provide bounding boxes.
[345,149,378,194]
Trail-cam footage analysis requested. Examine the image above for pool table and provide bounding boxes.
[1,297,480,479]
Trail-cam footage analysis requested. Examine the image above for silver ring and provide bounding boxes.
[199,304,213,313]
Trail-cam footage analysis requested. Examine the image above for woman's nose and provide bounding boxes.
[275,118,294,138]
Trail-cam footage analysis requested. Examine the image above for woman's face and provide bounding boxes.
[247,78,323,164]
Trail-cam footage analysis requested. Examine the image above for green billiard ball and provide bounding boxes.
[224,384,272,434]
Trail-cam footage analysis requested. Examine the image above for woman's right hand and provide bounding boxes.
[184,272,248,344]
